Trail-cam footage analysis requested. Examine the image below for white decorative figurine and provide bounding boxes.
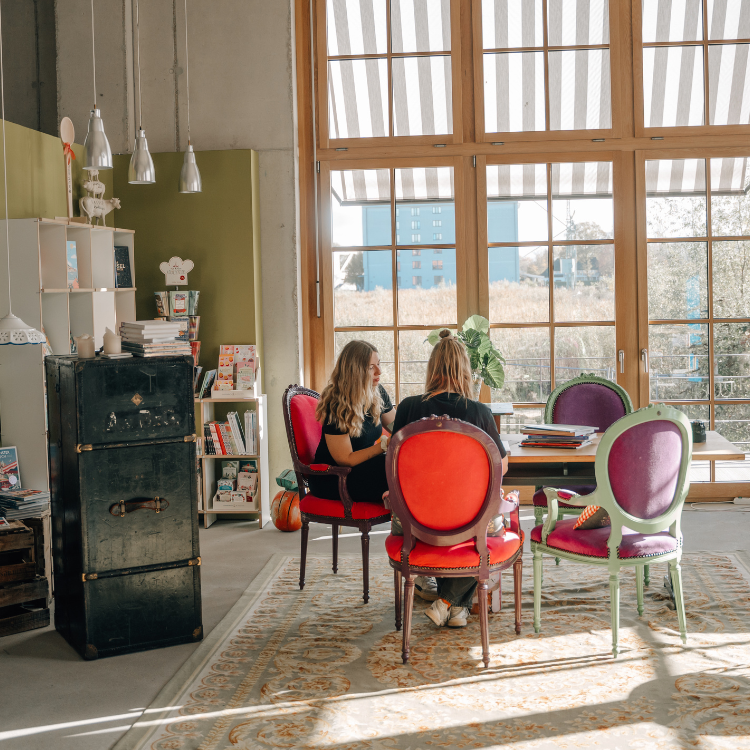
[80,168,121,226]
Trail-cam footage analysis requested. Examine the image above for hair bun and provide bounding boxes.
[438,329,452,339]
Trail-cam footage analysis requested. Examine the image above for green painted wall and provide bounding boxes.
[113,149,261,374]
[0,119,112,219]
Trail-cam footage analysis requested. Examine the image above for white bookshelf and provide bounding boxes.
[196,394,270,529]
[0,219,137,492]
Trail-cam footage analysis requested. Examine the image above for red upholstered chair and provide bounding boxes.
[385,416,523,668]
[282,384,391,603]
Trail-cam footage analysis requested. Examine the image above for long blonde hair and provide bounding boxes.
[316,340,383,437]
[423,329,473,399]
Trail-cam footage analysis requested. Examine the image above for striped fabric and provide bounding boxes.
[391,0,450,52]
[547,0,609,45]
[482,0,543,48]
[329,59,388,138]
[486,162,613,199]
[708,0,750,40]
[327,0,387,56]
[331,167,454,203]
[642,0,703,43]
[393,55,453,135]
[709,44,750,125]
[646,157,750,196]
[643,46,705,127]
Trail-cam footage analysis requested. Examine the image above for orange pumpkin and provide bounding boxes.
[271,490,302,532]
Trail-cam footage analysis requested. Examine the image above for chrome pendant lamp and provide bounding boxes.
[83,0,112,171]
[0,0,42,345]
[179,0,201,193]
[128,0,155,183]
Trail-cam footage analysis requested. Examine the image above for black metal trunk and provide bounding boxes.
[45,355,202,659]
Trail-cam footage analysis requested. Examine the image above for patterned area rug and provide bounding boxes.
[113,551,750,750]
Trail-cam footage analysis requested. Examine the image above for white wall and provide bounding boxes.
[55,0,301,488]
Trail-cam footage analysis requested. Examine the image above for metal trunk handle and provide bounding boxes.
[109,497,169,517]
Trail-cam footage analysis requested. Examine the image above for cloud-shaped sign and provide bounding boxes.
[160,256,194,286]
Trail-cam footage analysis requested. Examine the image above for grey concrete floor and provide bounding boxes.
[0,507,748,750]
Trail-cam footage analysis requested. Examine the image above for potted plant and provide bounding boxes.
[428,315,505,399]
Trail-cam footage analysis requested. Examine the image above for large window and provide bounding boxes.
[643,153,750,480]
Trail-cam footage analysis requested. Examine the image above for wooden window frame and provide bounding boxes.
[472,0,624,144]
[632,0,750,138]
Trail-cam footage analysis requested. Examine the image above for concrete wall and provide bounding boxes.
[55,0,301,485]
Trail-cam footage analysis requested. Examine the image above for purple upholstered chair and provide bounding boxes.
[532,404,691,657]
[533,374,633,524]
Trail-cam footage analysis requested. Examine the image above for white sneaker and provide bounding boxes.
[447,606,469,628]
[425,598,450,627]
[414,576,439,601]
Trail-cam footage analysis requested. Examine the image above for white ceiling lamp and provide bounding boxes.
[0,0,42,346]
[179,0,201,193]
[83,0,112,171]
[128,0,155,184]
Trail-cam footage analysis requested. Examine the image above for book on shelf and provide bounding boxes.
[520,424,597,437]
[120,320,182,332]
[66,240,79,289]
[244,410,257,456]
[227,412,246,455]
[199,370,217,398]
[521,440,593,450]
[114,246,133,288]
[209,422,223,454]
[193,366,203,394]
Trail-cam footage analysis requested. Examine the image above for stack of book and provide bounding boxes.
[203,410,257,456]
[520,424,597,450]
[0,488,50,519]
[120,320,193,357]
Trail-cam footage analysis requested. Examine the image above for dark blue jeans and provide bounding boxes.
[436,577,477,607]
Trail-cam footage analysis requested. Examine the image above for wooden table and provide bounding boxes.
[500,431,745,487]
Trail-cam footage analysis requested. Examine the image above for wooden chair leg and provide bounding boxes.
[332,523,339,574]
[644,564,650,587]
[402,576,415,663]
[635,563,644,617]
[513,556,522,634]
[394,569,402,631]
[610,570,620,658]
[669,559,687,645]
[478,579,490,668]
[299,520,309,590]
[533,549,543,633]
[361,527,370,603]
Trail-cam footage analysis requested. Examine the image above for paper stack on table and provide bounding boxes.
[120,320,193,357]
[0,488,50,519]
[520,424,597,450]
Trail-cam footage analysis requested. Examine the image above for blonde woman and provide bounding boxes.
[391,329,509,626]
[309,340,396,503]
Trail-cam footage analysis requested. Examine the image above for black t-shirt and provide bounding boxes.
[392,392,507,457]
[314,385,394,465]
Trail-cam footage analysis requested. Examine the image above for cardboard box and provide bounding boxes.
[217,478,235,492]
[222,460,240,477]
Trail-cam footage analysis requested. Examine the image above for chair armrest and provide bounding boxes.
[501,490,520,535]
[541,487,599,543]
[295,463,357,519]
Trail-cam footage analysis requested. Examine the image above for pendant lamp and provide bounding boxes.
[128,0,155,184]
[83,0,112,171]
[179,0,201,193]
[0,0,42,345]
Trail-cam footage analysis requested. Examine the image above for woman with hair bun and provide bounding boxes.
[309,340,395,503]
[390,328,509,628]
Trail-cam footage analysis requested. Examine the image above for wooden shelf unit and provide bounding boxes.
[195,395,270,529]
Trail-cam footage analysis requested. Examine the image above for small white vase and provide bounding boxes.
[472,372,482,400]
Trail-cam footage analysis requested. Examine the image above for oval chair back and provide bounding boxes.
[546,374,633,432]
[386,416,505,582]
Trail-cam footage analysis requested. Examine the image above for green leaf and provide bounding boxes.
[461,329,483,351]
[426,328,456,346]
[462,314,490,335]
[482,357,505,389]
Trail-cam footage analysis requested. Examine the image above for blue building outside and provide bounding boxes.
[356,201,520,290]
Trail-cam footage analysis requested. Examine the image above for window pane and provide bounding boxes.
[669,404,711,482]
[643,46,705,127]
[328,59,389,139]
[332,169,391,247]
[548,0,609,46]
[710,157,750,237]
[715,403,750,480]
[482,0,543,49]
[551,161,614,238]
[335,330,395,402]
[487,164,549,242]
[484,52,546,133]
[647,242,708,320]
[395,168,454,244]
[548,49,612,131]
[494,407,545,432]
[398,330,434,399]
[489,246,549,323]
[392,55,453,136]
[646,159,707,238]
[708,0,750,40]
[554,325,616,384]
[708,44,750,126]
[553,244,615,322]
[391,0,451,53]
[648,323,709,400]
[713,241,750,317]
[490,328,551,403]
[397,248,456,325]
[715,323,750,399]
[334,251,393,326]
[642,0,703,43]
[327,0,387,56]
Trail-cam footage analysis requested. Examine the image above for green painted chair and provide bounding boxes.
[531,403,691,657]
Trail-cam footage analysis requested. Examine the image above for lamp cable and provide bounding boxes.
[90,0,97,109]
[184,0,191,145]
[135,0,142,131]
[0,0,13,316]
